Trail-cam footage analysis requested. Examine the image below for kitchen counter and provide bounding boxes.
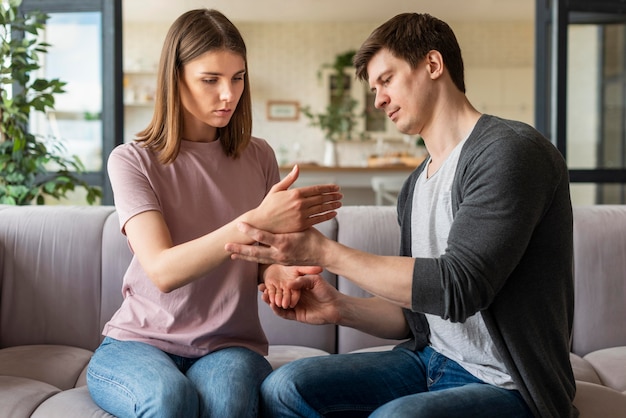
[280,164,417,187]
[280,164,421,205]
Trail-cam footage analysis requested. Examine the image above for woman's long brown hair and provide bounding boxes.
[135,9,252,164]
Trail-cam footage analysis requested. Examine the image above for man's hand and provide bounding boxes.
[259,274,341,325]
[226,222,328,266]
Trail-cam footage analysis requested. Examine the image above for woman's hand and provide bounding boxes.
[245,165,343,233]
[261,264,323,309]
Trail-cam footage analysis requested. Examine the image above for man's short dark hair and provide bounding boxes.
[354,13,466,93]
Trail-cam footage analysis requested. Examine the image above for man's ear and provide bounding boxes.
[425,50,444,80]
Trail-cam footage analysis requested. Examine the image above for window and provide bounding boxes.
[20,0,123,205]
[536,0,626,204]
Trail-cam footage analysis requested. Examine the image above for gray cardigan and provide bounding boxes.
[397,115,577,418]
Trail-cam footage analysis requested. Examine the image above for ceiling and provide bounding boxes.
[123,0,534,23]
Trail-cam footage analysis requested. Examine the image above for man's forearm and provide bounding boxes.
[336,294,409,340]
[321,240,415,309]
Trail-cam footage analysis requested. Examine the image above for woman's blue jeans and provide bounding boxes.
[87,337,272,418]
[260,346,533,418]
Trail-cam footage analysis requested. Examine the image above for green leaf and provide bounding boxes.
[30,78,51,91]
[43,181,57,193]
[0,195,17,205]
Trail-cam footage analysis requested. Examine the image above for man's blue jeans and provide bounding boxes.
[261,346,533,418]
[87,337,272,417]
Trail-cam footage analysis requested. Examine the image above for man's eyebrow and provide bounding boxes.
[369,72,388,92]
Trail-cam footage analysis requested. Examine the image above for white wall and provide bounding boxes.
[567,25,601,205]
[123,19,535,165]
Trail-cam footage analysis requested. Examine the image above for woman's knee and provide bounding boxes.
[186,347,272,417]
[87,338,199,417]
[152,376,199,417]
[89,361,198,417]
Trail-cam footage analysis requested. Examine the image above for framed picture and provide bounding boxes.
[267,100,299,121]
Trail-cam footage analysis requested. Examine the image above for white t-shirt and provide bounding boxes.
[103,137,280,358]
[411,138,515,389]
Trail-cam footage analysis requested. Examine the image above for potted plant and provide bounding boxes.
[301,50,366,165]
[0,0,101,205]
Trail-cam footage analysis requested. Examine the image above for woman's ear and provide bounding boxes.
[425,50,444,80]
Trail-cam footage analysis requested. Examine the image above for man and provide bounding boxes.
[226,12,577,418]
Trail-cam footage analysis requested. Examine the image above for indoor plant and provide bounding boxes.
[0,0,101,205]
[301,50,365,165]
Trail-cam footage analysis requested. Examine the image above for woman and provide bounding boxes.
[86,9,341,418]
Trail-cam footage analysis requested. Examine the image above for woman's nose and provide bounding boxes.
[219,82,235,102]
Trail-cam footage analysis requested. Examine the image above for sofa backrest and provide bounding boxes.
[1,204,625,358]
[0,205,339,353]
[0,205,117,351]
[258,219,339,354]
[332,205,626,356]
[571,205,626,356]
[334,206,405,353]
[100,211,131,335]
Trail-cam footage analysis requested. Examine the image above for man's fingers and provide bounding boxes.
[269,303,296,320]
[227,243,275,264]
[234,222,278,247]
[297,266,323,275]
[229,252,275,264]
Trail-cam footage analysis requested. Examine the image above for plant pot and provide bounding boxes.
[323,140,338,166]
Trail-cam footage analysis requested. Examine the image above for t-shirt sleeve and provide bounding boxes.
[107,144,161,234]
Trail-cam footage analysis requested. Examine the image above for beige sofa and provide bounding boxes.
[0,204,625,417]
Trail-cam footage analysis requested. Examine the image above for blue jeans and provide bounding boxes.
[260,346,532,418]
[87,337,272,418]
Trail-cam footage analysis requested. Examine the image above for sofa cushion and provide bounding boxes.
[76,365,89,387]
[570,353,602,385]
[573,380,626,418]
[31,386,115,418]
[0,375,59,417]
[583,347,626,392]
[266,345,330,369]
[0,345,93,390]
[348,345,396,354]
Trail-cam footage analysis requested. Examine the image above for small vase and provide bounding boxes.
[323,140,338,166]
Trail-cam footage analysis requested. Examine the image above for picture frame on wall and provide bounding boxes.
[267,100,299,121]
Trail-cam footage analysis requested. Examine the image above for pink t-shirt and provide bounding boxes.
[103,137,280,358]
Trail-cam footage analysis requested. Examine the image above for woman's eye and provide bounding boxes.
[202,79,217,84]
